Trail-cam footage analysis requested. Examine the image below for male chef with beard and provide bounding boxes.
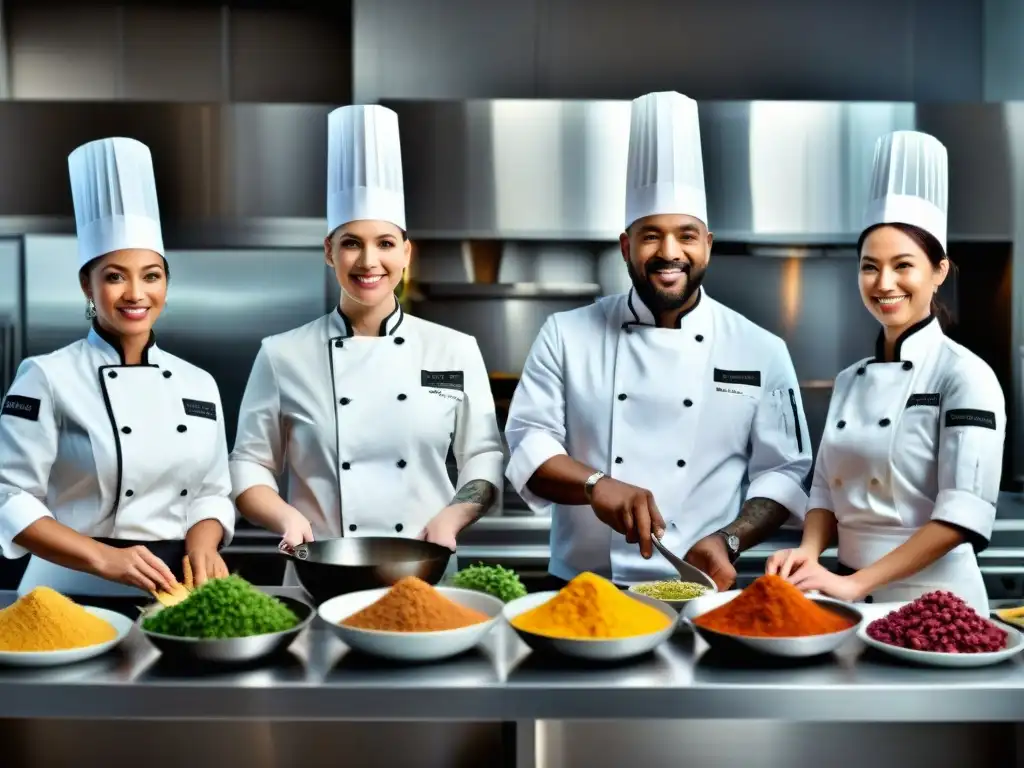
[504,91,813,590]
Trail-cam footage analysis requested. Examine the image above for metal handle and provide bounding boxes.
[650,534,718,593]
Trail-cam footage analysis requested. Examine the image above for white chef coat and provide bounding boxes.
[0,324,236,596]
[505,287,813,584]
[229,303,504,545]
[805,316,1005,613]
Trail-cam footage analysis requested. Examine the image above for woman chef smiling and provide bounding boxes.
[767,131,1005,613]
[229,105,503,570]
[0,137,235,596]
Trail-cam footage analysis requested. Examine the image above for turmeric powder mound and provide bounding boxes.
[0,587,118,652]
[341,576,490,632]
[511,572,672,639]
[693,574,854,638]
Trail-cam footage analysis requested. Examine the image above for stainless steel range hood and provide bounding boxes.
[384,99,1014,244]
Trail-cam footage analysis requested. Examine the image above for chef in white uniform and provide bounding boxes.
[0,137,235,597]
[504,92,812,589]
[229,104,503,579]
[766,131,1005,614]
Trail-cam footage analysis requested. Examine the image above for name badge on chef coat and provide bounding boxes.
[421,371,464,392]
[945,408,997,430]
[713,369,761,387]
[907,393,941,408]
[182,398,217,421]
[1,395,40,421]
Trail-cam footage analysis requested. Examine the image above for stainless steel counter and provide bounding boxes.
[1,588,1023,723]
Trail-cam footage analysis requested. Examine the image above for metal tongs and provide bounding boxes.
[650,534,718,593]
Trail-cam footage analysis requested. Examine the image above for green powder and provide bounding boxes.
[142,575,299,639]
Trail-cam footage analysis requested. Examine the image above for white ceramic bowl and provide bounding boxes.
[627,581,715,612]
[857,604,1024,668]
[318,586,503,662]
[503,590,678,661]
[682,589,862,658]
[0,606,133,667]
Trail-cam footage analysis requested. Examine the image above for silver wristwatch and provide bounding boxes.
[583,471,606,502]
[717,530,741,563]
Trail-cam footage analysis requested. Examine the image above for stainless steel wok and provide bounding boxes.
[282,537,452,604]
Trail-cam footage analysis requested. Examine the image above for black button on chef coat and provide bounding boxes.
[395,523,404,532]
[342,462,351,470]
[121,426,131,434]
[177,425,187,433]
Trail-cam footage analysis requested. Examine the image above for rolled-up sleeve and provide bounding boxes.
[187,383,237,547]
[0,360,59,558]
[931,362,1005,547]
[504,316,568,510]
[228,342,284,500]
[745,339,813,517]
[453,337,504,491]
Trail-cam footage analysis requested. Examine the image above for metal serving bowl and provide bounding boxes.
[283,537,452,604]
[139,595,315,664]
[681,590,863,658]
[503,590,679,661]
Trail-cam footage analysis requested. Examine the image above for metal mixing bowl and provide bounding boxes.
[682,590,863,658]
[140,595,314,663]
[283,537,452,604]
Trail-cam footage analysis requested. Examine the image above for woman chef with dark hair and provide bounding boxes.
[767,131,1006,613]
[0,137,235,596]
[229,105,503,577]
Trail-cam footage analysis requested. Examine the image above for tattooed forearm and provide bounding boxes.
[723,497,791,552]
[451,480,498,511]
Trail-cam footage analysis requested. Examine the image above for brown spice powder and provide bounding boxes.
[341,576,490,632]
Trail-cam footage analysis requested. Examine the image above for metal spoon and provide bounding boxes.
[650,534,718,593]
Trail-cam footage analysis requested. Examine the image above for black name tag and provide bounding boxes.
[421,371,464,391]
[182,398,217,421]
[1,395,40,422]
[907,393,941,408]
[945,408,997,430]
[713,368,761,387]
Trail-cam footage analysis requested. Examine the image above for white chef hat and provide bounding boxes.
[625,91,707,231]
[863,130,948,251]
[327,104,406,234]
[68,137,165,270]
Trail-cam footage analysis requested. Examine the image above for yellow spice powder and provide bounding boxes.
[0,587,117,651]
[512,572,671,639]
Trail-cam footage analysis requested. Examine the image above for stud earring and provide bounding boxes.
[85,298,96,319]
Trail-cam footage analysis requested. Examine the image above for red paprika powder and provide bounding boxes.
[694,574,854,637]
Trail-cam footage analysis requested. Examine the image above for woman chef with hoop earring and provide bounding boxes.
[229,105,504,579]
[0,137,235,597]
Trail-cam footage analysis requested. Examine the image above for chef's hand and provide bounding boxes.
[684,535,737,592]
[765,546,817,579]
[96,544,177,593]
[589,478,666,559]
[186,548,229,588]
[787,562,868,602]
[417,508,461,552]
[277,507,314,552]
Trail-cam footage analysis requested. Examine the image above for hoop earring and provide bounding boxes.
[85,298,96,319]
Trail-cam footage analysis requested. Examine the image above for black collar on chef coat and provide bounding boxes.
[622,286,707,333]
[870,315,941,365]
[87,320,157,366]
[332,295,405,340]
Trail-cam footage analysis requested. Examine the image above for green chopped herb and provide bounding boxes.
[632,580,708,601]
[142,574,299,639]
[451,563,528,603]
